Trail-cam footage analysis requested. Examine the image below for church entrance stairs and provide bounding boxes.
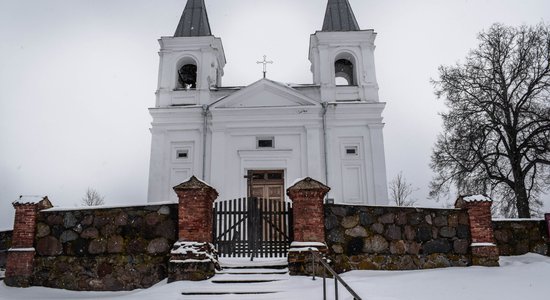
[180,259,289,299]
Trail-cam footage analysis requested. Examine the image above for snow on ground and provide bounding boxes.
[1,254,549,300]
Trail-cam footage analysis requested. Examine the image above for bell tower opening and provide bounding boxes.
[178,64,197,89]
[176,57,198,90]
[335,53,356,86]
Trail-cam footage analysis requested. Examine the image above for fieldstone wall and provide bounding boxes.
[0,230,12,269]
[32,204,178,291]
[493,220,549,256]
[325,205,472,272]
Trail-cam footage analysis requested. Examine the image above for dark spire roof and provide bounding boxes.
[174,0,212,37]
[322,0,361,32]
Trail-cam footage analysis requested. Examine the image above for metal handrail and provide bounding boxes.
[309,248,362,300]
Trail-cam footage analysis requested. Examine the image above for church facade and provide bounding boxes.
[147,0,388,205]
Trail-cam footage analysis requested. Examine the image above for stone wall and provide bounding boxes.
[493,220,549,256]
[0,230,12,269]
[32,204,178,291]
[325,204,472,272]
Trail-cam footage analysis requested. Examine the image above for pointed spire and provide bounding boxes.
[322,0,361,32]
[174,0,212,37]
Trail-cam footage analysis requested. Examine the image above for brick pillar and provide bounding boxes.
[286,177,330,275]
[5,197,52,287]
[168,176,219,282]
[545,214,550,238]
[545,214,550,257]
[455,195,499,267]
[173,176,218,242]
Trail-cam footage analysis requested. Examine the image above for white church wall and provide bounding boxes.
[147,108,204,202]
[211,126,307,202]
[323,102,388,205]
[326,126,370,205]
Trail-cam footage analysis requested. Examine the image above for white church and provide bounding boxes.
[147,0,388,205]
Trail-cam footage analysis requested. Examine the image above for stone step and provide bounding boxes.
[181,284,284,297]
[182,291,280,296]
[219,258,288,269]
[217,267,288,275]
[181,265,290,298]
[180,291,284,300]
[211,273,289,284]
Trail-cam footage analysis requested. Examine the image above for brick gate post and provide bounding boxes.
[168,176,220,282]
[286,177,330,275]
[455,195,499,266]
[5,196,52,287]
[545,214,550,255]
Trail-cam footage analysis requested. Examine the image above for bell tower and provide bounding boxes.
[156,0,226,107]
[309,0,379,102]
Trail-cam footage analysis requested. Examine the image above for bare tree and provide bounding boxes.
[82,188,105,206]
[430,23,550,218]
[389,172,418,207]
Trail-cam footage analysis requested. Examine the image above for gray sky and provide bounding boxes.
[1,0,549,229]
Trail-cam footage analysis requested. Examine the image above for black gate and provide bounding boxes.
[213,197,293,258]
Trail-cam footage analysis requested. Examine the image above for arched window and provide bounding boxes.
[335,59,354,86]
[178,64,197,89]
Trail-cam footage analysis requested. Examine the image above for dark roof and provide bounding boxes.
[174,0,212,37]
[322,0,361,32]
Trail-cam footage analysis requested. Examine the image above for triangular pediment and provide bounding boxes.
[211,79,320,109]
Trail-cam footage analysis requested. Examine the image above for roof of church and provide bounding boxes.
[322,0,361,32]
[174,0,212,37]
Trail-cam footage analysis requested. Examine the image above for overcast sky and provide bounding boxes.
[1,0,549,229]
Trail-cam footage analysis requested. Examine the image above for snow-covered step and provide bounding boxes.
[217,267,288,275]
[180,292,284,300]
[211,273,288,284]
[181,283,283,296]
[181,262,290,298]
[219,258,288,269]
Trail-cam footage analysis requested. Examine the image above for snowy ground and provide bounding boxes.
[1,254,549,300]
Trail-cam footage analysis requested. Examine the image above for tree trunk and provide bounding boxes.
[510,150,531,218]
[514,182,531,218]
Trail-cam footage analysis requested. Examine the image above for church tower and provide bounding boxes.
[309,0,379,102]
[155,0,226,107]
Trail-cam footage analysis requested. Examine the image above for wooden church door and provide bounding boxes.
[247,170,284,201]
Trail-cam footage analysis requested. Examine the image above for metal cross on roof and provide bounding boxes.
[256,55,273,79]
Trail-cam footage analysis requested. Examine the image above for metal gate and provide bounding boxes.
[213,197,293,258]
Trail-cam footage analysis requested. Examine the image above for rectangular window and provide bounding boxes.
[267,172,283,180]
[176,150,189,159]
[257,137,274,149]
[345,146,358,155]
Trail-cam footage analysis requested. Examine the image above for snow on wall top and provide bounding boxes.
[12,195,48,205]
[287,177,330,192]
[173,176,217,194]
[462,195,492,202]
[43,201,177,212]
